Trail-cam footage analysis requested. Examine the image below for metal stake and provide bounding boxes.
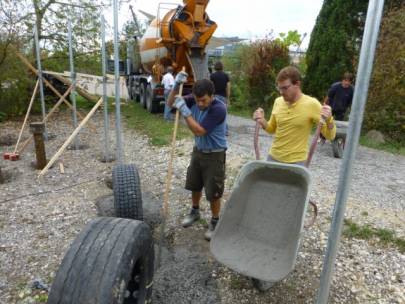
[33,24,48,140]
[101,15,113,162]
[315,1,385,303]
[68,18,79,150]
[113,0,123,163]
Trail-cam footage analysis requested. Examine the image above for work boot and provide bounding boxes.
[181,208,200,228]
[204,218,219,241]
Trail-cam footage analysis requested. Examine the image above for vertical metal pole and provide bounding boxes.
[33,24,48,140]
[68,18,79,150]
[113,0,123,163]
[101,15,112,161]
[315,1,385,303]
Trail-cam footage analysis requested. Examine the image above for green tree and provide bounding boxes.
[365,4,405,142]
[304,0,369,99]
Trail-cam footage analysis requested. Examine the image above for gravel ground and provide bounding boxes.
[0,108,404,304]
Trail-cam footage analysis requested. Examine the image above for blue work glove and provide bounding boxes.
[174,71,188,89]
[173,96,192,117]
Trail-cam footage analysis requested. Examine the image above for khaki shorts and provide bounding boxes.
[185,148,226,202]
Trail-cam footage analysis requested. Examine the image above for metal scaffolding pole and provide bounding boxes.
[33,24,48,140]
[315,1,385,303]
[68,18,79,150]
[101,15,113,162]
[113,0,123,163]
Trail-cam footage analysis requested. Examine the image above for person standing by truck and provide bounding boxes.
[162,66,175,120]
[210,61,231,135]
[253,66,336,164]
[327,72,354,121]
[167,72,227,241]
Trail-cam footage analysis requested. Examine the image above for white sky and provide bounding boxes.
[106,0,324,49]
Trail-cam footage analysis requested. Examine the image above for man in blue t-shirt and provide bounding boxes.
[327,72,354,121]
[167,73,227,241]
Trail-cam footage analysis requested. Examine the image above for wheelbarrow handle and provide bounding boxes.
[254,119,260,160]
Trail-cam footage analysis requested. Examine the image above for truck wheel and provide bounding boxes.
[140,84,147,108]
[145,85,159,113]
[113,164,143,220]
[332,137,345,158]
[47,217,154,304]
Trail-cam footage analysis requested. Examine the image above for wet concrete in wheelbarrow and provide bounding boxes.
[94,192,221,304]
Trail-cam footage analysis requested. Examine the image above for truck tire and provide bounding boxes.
[47,217,154,304]
[332,137,345,158]
[113,164,143,220]
[139,83,147,108]
[145,84,159,113]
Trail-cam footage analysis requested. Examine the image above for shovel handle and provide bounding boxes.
[254,119,260,160]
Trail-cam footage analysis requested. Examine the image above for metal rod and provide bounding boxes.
[315,1,385,303]
[101,15,112,161]
[33,23,48,140]
[68,18,79,149]
[113,0,123,163]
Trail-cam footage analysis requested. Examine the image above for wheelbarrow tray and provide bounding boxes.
[211,161,312,282]
[335,120,349,138]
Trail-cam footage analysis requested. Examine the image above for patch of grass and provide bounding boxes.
[359,136,405,156]
[343,219,405,253]
[229,276,244,289]
[227,105,252,119]
[361,211,368,216]
[121,102,191,146]
[74,94,96,110]
[198,218,208,226]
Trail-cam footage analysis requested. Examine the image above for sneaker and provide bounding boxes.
[181,208,200,228]
[204,218,218,241]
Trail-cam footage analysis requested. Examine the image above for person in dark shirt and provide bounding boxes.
[327,72,354,121]
[210,61,230,134]
[167,72,227,241]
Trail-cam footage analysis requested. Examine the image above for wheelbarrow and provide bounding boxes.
[211,118,323,290]
[331,120,348,158]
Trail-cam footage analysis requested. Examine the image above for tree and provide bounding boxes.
[365,4,405,142]
[304,0,369,99]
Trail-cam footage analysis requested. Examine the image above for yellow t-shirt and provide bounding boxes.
[265,94,336,163]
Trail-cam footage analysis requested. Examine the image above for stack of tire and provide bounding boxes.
[47,165,155,304]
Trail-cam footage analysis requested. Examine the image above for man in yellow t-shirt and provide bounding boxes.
[253,66,336,164]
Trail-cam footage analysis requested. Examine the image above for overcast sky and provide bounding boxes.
[106,0,324,49]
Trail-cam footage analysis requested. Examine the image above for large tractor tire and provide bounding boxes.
[139,84,147,108]
[47,217,154,304]
[145,84,159,113]
[113,164,143,220]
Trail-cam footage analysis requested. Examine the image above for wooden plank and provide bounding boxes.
[38,97,103,178]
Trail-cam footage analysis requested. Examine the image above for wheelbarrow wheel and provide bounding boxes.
[47,217,154,304]
[113,164,143,220]
[332,137,345,158]
[251,278,275,292]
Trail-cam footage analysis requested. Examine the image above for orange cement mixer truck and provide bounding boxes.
[126,0,217,113]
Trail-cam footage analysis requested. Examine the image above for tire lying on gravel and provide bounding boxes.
[47,217,154,304]
[113,164,143,220]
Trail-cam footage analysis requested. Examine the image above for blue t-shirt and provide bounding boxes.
[184,95,227,150]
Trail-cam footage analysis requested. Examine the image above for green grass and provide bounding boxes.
[228,105,252,119]
[343,219,405,253]
[359,136,405,156]
[121,102,191,146]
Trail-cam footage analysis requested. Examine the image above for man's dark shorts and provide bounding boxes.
[185,147,226,202]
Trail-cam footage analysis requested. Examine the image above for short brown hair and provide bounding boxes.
[276,66,302,84]
[214,61,223,71]
[342,72,354,82]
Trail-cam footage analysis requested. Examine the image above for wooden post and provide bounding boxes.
[14,50,97,131]
[30,122,47,170]
[17,85,74,154]
[13,80,39,153]
[38,97,103,178]
[0,167,4,184]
